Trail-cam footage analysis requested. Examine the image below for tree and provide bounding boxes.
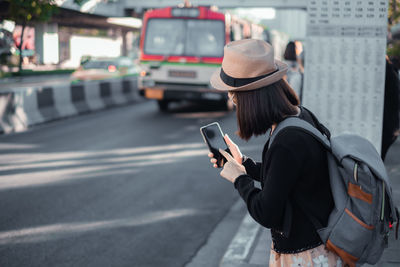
[5,0,60,73]
[389,0,400,27]
[4,0,85,72]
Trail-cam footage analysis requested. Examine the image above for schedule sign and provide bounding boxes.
[303,0,388,152]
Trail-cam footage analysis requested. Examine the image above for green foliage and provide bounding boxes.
[6,0,59,25]
[389,0,400,26]
[3,0,86,73]
[387,41,400,57]
[5,0,92,25]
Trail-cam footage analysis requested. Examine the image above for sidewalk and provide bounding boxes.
[221,138,400,267]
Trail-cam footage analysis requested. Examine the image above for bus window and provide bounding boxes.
[143,18,224,57]
[144,19,185,56]
[185,20,224,57]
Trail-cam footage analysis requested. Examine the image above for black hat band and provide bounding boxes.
[220,66,278,87]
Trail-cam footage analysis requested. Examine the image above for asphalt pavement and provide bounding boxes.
[0,100,266,267]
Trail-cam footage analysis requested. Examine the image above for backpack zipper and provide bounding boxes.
[354,163,385,222]
[353,163,358,182]
[380,182,389,246]
[381,182,385,221]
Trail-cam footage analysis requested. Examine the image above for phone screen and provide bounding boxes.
[200,122,230,167]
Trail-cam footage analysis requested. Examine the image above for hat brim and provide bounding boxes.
[210,59,288,92]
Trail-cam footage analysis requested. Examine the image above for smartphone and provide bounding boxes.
[200,122,231,167]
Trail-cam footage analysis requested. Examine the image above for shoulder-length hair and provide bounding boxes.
[232,79,299,140]
[283,41,297,61]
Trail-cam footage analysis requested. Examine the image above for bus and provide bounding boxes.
[138,5,265,111]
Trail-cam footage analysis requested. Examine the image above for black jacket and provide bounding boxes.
[382,59,400,160]
[234,107,334,253]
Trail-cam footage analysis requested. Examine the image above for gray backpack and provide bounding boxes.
[270,115,399,267]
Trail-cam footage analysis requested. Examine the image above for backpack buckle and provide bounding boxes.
[384,233,389,248]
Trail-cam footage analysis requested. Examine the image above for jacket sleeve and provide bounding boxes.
[234,144,303,230]
[242,155,262,182]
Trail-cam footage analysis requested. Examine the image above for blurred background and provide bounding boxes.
[1,1,400,76]
[0,0,305,79]
[0,1,399,267]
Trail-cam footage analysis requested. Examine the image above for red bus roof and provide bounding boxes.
[140,6,226,64]
[143,6,225,21]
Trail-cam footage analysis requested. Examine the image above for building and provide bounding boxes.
[0,0,141,68]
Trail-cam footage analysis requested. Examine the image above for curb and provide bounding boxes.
[185,199,247,267]
[220,213,262,267]
[0,77,139,134]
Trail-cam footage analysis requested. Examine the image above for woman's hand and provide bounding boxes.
[207,149,246,183]
[219,149,246,183]
[224,134,243,164]
[208,134,243,168]
[208,152,220,168]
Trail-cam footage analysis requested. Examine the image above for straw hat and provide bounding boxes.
[210,39,288,92]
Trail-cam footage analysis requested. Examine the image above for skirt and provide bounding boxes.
[269,244,343,267]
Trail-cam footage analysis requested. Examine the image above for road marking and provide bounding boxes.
[220,213,261,265]
[0,209,202,245]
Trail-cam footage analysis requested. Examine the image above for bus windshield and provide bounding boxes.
[144,18,225,58]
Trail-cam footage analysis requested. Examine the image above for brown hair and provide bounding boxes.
[232,79,299,140]
[283,41,297,61]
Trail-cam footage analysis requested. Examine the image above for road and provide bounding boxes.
[0,100,265,267]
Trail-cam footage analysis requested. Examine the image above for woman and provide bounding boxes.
[381,56,400,161]
[283,41,304,101]
[208,39,338,266]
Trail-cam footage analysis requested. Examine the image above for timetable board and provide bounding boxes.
[303,0,388,152]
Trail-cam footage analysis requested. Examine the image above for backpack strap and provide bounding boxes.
[269,117,331,151]
[396,207,399,240]
[302,107,331,140]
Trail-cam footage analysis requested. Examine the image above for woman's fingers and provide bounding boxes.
[224,134,234,146]
[219,149,235,162]
[223,134,243,164]
[208,153,217,168]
